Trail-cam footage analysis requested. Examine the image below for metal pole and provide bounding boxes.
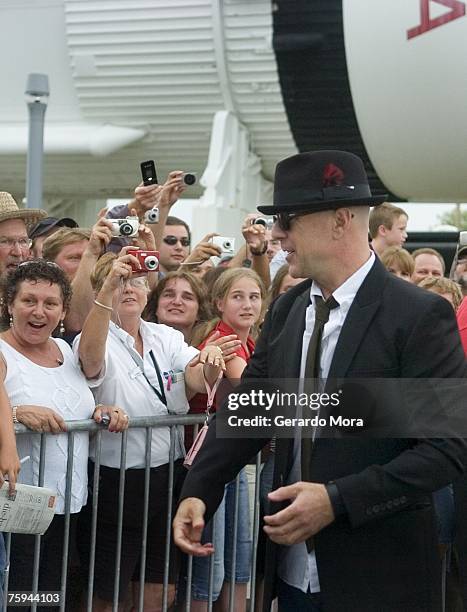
[25,73,49,209]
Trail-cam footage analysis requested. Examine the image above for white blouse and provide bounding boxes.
[0,338,95,514]
[74,320,199,469]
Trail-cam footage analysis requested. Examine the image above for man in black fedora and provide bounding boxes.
[173,151,467,611]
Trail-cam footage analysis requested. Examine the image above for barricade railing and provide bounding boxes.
[5,415,265,612]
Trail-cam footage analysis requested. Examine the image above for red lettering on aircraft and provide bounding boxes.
[407,0,465,39]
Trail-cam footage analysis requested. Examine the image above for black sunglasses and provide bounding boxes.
[272,211,313,231]
[273,209,354,231]
[163,236,191,247]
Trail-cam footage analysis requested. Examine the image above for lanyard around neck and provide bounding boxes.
[114,326,168,407]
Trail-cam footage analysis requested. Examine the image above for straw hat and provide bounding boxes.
[0,192,47,229]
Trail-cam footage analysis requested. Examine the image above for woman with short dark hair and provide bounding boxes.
[0,260,127,607]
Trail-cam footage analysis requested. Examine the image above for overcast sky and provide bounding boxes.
[402,203,466,231]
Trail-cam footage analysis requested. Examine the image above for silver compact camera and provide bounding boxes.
[144,207,159,224]
[109,217,139,237]
[211,236,235,256]
[182,172,197,186]
[252,217,273,230]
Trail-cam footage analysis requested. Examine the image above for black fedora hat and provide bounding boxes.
[257,150,387,215]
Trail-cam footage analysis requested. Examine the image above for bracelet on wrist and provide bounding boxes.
[94,299,113,312]
[12,406,19,424]
[250,243,268,256]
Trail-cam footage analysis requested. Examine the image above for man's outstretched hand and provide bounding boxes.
[173,497,214,556]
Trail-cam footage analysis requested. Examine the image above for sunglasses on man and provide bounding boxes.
[272,211,314,231]
[162,236,191,247]
[273,209,354,231]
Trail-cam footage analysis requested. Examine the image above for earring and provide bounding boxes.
[9,315,12,328]
[59,319,65,336]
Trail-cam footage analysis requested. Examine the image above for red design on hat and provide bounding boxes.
[322,163,344,187]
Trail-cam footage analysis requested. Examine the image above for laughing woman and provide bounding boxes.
[75,250,225,612]
[0,260,127,608]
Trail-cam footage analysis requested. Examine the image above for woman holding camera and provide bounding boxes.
[75,249,225,612]
[0,260,127,608]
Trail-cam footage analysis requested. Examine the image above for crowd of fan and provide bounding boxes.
[0,175,466,611]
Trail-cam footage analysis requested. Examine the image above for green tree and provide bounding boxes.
[437,205,467,230]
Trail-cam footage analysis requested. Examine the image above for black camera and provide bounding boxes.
[252,217,273,230]
[140,160,158,186]
[182,172,197,186]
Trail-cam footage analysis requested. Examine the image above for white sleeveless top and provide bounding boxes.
[0,338,95,514]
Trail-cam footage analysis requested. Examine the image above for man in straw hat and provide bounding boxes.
[174,150,467,611]
[0,193,46,278]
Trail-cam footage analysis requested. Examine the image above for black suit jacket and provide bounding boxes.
[181,258,467,611]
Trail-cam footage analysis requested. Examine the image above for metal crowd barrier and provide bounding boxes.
[5,416,265,612]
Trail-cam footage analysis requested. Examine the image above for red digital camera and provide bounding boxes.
[129,249,160,272]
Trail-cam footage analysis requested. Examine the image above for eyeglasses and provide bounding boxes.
[0,237,32,250]
[272,212,313,231]
[163,236,190,247]
[124,277,149,289]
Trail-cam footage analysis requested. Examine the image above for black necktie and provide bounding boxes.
[301,295,339,551]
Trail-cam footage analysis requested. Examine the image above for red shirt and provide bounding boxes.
[457,297,467,355]
[203,320,255,362]
[185,321,255,450]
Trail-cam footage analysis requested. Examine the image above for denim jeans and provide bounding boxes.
[191,468,251,601]
[260,452,275,513]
